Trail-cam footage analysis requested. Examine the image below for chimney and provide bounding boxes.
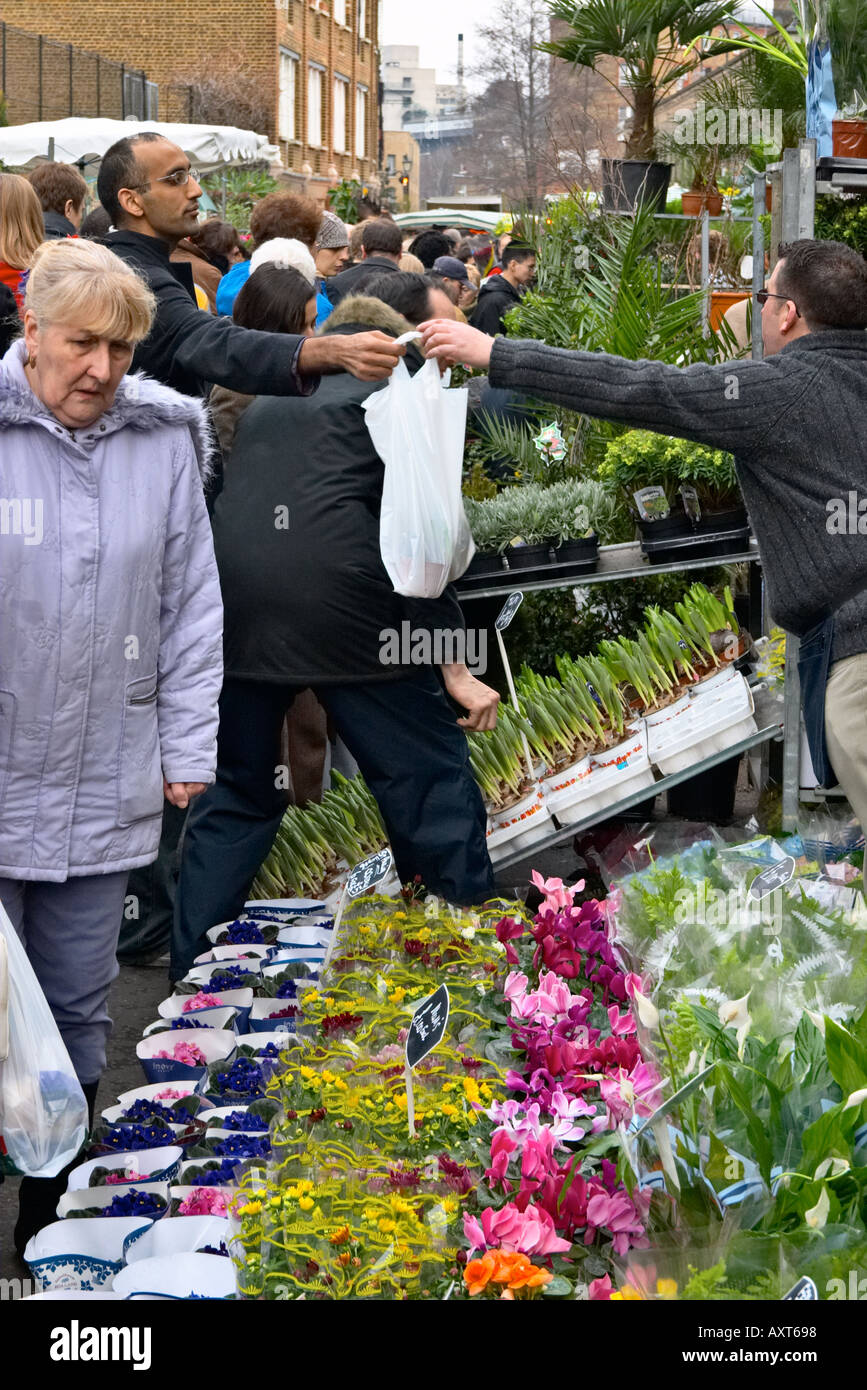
[457,33,465,92]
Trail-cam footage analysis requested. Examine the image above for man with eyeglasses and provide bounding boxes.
[420,239,867,879]
[97,133,404,402]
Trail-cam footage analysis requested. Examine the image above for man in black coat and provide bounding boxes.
[325,216,403,307]
[470,243,537,337]
[96,133,404,399]
[173,291,500,975]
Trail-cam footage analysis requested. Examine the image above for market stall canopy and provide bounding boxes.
[393,208,503,234]
[0,117,281,174]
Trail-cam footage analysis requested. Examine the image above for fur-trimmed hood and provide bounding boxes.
[0,338,215,483]
[319,293,415,340]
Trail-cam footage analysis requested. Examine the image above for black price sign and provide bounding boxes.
[346,848,393,899]
[406,983,450,1069]
[782,1276,818,1300]
[748,856,795,902]
[496,592,524,631]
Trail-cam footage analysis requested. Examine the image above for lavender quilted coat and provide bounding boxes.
[0,339,223,880]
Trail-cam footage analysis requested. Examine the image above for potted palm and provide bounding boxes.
[542,0,747,212]
[826,0,867,157]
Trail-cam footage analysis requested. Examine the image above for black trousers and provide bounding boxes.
[172,672,495,978]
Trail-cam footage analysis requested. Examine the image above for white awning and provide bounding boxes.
[0,117,281,174]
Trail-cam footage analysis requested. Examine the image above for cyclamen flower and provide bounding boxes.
[598,1062,665,1127]
[154,1041,207,1067]
[154,1087,192,1101]
[585,1186,651,1256]
[504,969,573,1023]
[463,1202,571,1257]
[494,916,525,966]
[182,992,224,1013]
[530,870,582,911]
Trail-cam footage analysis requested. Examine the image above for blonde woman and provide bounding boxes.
[0,172,45,310]
[0,237,223,1251]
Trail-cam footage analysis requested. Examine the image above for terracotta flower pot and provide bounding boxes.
[682,188,723,217]
[709,290,750,331]
[832,118,867,159]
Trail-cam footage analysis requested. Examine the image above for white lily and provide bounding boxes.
[815,1157,849,1180]
[718,992,751,1058]
[805,1185,830,1230]
[844,1087,867,1110]
[806,1010,826,1036]
[632,987,660,1031]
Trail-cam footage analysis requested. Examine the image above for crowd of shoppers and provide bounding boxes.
[3,140,867,1262]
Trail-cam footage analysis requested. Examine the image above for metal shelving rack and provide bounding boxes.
[461,140,863,864]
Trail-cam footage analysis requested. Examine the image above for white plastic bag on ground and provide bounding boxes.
[363,333,475,598]
[0,895,87,1176]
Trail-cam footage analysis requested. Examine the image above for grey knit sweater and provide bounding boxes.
[490,331,867,663]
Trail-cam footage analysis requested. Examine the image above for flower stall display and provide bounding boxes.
[461,479,619,585]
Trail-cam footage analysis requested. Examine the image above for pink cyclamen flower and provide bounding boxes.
[585,1187,649,1256]
[598,1063,665,1126]
[106,1170,148,1184]
[495,916,525,965]
[589,1274,613,1300]
[154,1086,191,1100]
[531,870,585,912]
[607,1004,637,1037]
[463,1201,571,1257]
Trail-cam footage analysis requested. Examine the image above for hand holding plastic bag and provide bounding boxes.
[0,895,87,1176]
[363,333,475,598]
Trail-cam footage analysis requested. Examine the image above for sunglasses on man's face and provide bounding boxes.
[756,289,801,317]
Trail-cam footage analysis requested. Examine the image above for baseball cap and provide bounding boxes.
[433,255,470,284]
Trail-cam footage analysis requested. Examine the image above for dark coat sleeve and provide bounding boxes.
[150,275,315,396]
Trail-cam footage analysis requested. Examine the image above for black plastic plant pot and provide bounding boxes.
[695,506,749,535]
[506,541,557,571]
[462,551,507,582]
[636,513,692,543]
[667,753,741,824]
[601,159,672,214]
[640,525,751,566]
[553,535,599,563]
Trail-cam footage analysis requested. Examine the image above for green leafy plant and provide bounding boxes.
[467,704,536,808]
[328,178,364,222]
[200,166,278,233]
[599,429,741,514]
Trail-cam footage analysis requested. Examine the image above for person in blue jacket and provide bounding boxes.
[216,190,332,323]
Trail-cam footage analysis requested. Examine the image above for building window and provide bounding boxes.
[357,0,367,39]
[308,65,325,146]
[355,84,368,159]
[279,50,299,141]
[333,76,349,152]
[333,0,347,23]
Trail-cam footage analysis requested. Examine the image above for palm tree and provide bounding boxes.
[541,0,756,160]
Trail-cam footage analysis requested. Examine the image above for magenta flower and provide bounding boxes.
[585,1186,650,1255]
[178,1187,228,1216]
[154,1040,207,1067]
[598,1062,665,1126]
[485,1128,518,1192]
[589,1274,613,1300]
[606,1005,637,1037]
[495,916,525,965]
[463,1201,571,1257]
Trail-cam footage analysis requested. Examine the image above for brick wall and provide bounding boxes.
[1,0,381,199]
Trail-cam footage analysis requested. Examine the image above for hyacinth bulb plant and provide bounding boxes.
[516,667,602,771]
[468,703,537,811]
[556,652,627,749]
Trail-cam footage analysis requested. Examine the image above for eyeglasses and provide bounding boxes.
[756,289,801,317]
[130,167,201,192]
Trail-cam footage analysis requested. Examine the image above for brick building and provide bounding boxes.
[0,0,381,205]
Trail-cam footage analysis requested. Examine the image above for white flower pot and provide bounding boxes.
[136,1030,236,1086]
[551,724,655,827]
[24,1217,153,1292]
[486,784,552,860]
[652,674,756,776]
[193,944,271,966]
[124,1215,229,1264]
[158,989,255,1032]
[112,1252,236,1300]
[67,1147,183,1193]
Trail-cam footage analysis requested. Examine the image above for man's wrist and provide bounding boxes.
[298,335,345,374]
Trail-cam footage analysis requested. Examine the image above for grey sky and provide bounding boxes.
[379,0,499,87]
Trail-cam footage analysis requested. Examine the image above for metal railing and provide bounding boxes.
[0,21,156,124]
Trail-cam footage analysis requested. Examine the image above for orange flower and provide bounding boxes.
[338,1251,351,1267]
[329,1225,351,1246]
[465,1252,501,1296]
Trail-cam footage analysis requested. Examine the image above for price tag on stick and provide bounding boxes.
[326,848,394,970]
[748,856,795,902]
[404,983,450,1137]
[782,1276,818,1300]
[494,592,534,783]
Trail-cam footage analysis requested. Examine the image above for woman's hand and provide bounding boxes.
[418,319,494,371]
[163,779,208,809]
[441,663,500,732]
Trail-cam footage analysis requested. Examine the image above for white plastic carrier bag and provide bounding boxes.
[0,894,87,1176]
[363,332,475,598]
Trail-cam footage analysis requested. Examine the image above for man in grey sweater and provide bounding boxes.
[421,239,867,857]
